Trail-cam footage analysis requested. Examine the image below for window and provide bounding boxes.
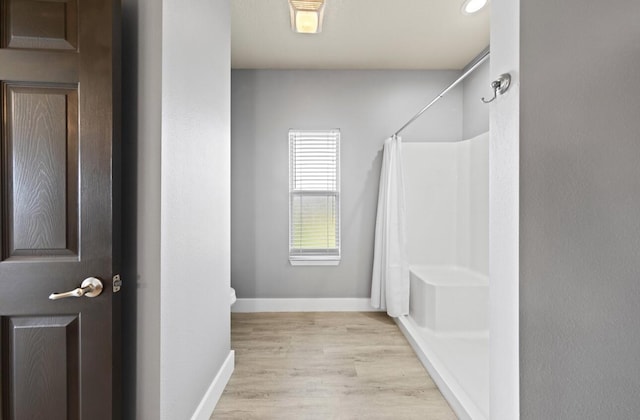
[289,129,340,265]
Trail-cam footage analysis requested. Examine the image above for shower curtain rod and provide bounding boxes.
[393,49,490,137]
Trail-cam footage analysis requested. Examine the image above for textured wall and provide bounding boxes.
[231,70,463,299]
[121,0,231,419]
[121,0,162,417]
[489,0,520,417]
[520,0,640,418]
[160,0,231,418]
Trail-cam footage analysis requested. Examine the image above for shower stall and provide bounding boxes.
[370,48,494,419]
[397,132,489,420]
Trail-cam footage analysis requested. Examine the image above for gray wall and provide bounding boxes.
[231,70,462,299]
[160,0,231,418]
[520,1,640,418]
[122,0,162,417]
[462,59,491,139]
[122,0,231,418]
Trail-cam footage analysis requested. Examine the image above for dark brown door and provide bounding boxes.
[0,0,119,419]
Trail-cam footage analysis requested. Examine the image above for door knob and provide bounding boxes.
[49,277,104,300]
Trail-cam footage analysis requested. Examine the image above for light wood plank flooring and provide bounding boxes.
[211,312,456,419]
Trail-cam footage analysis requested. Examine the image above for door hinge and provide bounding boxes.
[113,274,122,293]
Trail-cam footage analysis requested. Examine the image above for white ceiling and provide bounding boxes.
[231,0,490,70]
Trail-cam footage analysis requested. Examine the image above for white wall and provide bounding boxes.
[490,0,520,418]
[231,70,462,299]
[122,0,231,419]
[403,133,488,275]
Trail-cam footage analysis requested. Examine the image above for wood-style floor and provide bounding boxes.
[211,312,456,419]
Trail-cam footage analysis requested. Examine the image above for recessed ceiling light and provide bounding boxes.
[289,0,325,34]
[461,0,488,15]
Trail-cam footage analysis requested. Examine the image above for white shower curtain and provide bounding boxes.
[371,135,409,317]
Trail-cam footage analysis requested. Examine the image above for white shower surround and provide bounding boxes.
[397,132,489,420]
[409,266,488,332]
[403,134,489,273]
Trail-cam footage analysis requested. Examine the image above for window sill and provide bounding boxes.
[289,257,341,266]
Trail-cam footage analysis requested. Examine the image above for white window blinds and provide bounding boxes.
[289,129,341,263]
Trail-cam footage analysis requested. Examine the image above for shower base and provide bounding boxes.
[397,265,489,420]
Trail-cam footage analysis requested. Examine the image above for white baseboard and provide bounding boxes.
[232,298,382,313]
[190,350,235,420]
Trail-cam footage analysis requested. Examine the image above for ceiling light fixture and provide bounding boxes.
[461,0,488,15]
[289,0,325,34]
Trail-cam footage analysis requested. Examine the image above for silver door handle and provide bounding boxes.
[49,277,104,300]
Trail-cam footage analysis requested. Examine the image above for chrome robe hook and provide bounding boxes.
[482,73,511,103]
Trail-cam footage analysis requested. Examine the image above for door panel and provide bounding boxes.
[3,315,79,420]
[0,0,118,418]
[3,83,79,260]
[3,0,78,51]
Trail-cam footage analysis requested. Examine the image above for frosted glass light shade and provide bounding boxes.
[289,0,325,34]
[461,0,488,15]
[295,11,319,33]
